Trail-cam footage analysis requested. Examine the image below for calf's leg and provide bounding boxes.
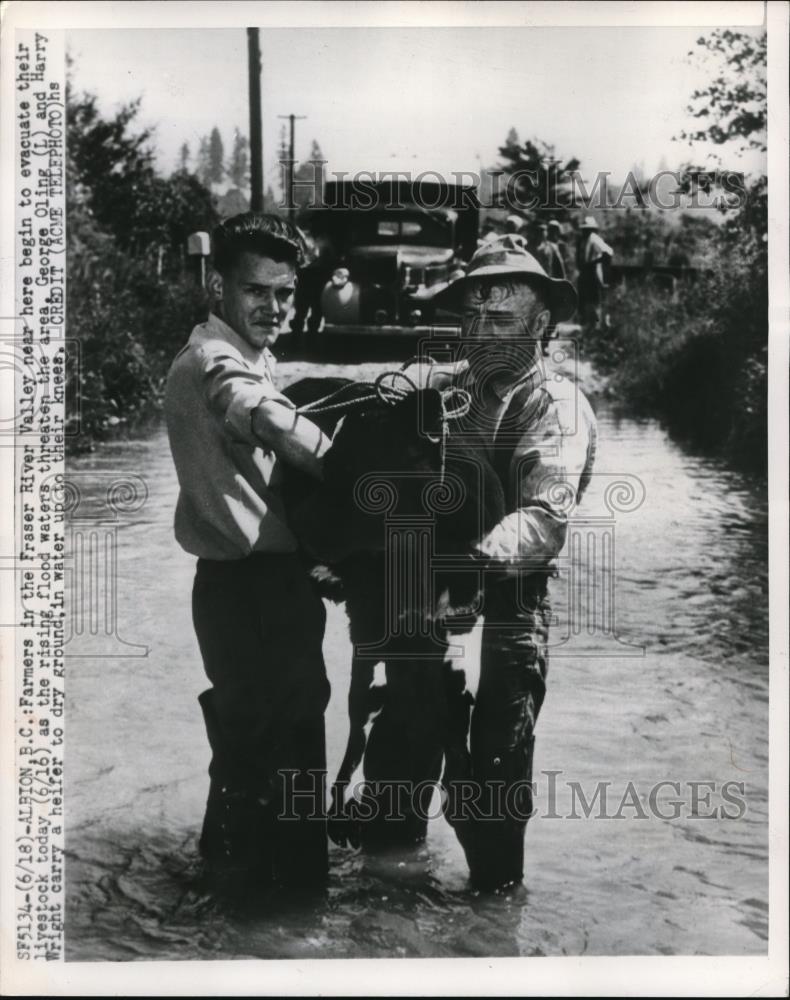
[358,637,449,846]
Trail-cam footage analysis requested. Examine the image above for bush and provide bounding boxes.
[583,200,767,474]
[66,81,216,450]
[67,248,209,447]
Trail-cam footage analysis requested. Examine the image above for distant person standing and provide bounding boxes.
[547,220,570,279]
[576,216,613,331]
[289,231,336,348]
[528,221,566,279]
[504,214,530,240]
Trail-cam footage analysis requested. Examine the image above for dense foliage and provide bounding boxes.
[66,86,216,449]
[582,29,767,474]
[583,202,767,472]
[486,30,767,474]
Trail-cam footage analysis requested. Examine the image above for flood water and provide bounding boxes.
[64,355,768,960]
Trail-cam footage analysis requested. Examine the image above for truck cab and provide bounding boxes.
[298,178,479,340]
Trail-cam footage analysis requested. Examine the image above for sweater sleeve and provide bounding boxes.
[196,346,292,447]
[475,390,595,569]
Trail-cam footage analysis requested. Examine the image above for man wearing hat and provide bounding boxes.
[430,235,597,891]
[505,213,529,237]
[547,219,570,278]
[528,220,566,279]
[576,215,614,329]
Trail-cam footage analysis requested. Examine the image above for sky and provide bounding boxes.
[67,23,766,190]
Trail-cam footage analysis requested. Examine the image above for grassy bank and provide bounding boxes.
[580,230,767,476]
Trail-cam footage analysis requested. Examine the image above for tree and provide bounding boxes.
[263,185,281,215]
[580,28,768,472]
[673,29,767,226]
[67,90,217,256]
[293,139,326,212]
[496,128,581,219]
[66,78,217,447]
[208,126,224,185]
[196,135,212,186]
[227,127,250,189]
[307,139,325,171]
[67,92,156,242]
[677,29,767,155]
[178,141,191,172]
[669,28,767,469]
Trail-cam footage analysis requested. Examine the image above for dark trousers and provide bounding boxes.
[359,572,549,887]
[192,552,330,884]
[447,572,550,889]
[291,266,330,335]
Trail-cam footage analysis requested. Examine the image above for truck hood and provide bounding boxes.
[348,245,455,266]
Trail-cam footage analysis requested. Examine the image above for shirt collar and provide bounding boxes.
[200,311,275,369]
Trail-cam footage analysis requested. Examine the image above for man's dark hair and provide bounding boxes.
[212,213,307,275]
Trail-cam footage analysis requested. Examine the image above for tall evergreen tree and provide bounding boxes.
[178,141,190,172]
[197,135,212,186]
[497,127,580,219]
[208,127,225,185]
[227,128,250,188]
[293,138,326,211]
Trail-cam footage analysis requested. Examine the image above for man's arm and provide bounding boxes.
[474,393,595,571]
[199,347,331,479]
[251,398,330,480]
[474,504,568,571]
[399,359,469,390]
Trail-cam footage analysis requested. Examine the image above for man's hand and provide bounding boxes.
[251,397,331,480]
[470,508,568,575]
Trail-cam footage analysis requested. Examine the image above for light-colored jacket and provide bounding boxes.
[456,362,597,570]
[581,231,614,265]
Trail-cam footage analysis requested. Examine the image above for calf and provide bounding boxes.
[281,375,505,845]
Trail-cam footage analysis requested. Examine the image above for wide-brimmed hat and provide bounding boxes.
[580,215,599,230]
[434,234,577,322]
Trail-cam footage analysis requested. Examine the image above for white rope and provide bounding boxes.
[296,363,471,485]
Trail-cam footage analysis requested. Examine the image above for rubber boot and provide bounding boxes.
[465,735,536,891]
[270,716,329,888]
[198,689,276,887]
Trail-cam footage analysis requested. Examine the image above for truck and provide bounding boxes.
[292,178,479,346]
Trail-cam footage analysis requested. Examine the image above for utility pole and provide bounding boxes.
[247,27,263,211]
[278,113,306,223]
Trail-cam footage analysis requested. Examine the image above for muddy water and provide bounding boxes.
[64,357,768,960]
